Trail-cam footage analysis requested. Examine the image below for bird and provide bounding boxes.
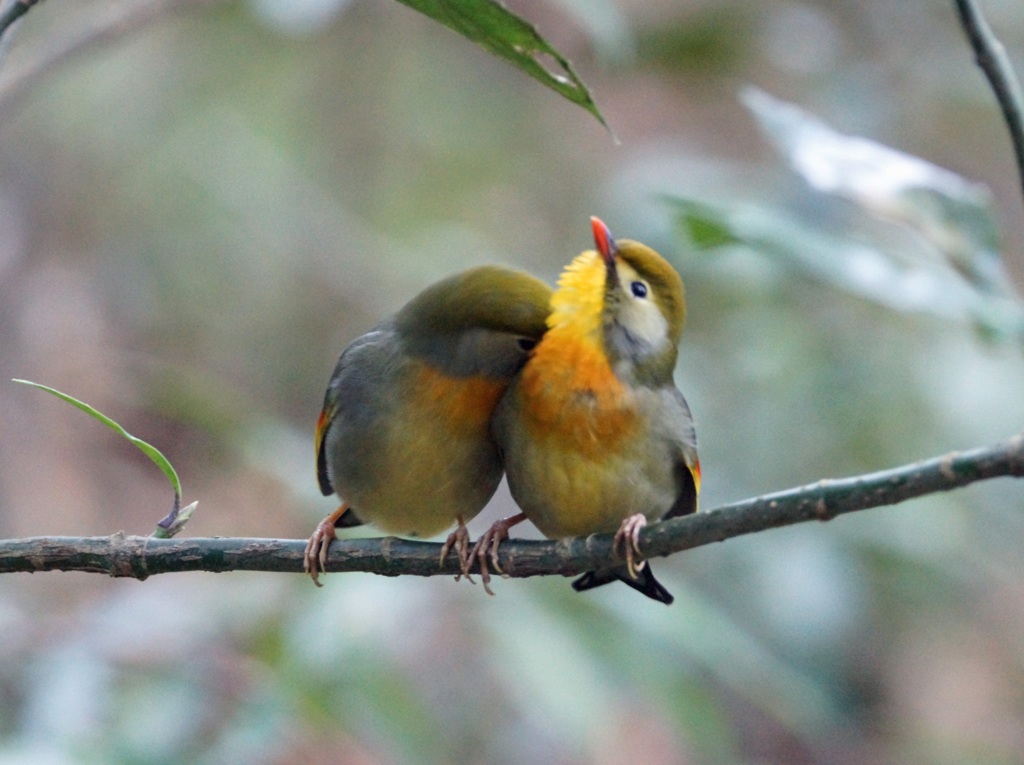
[475,217,700,604]
[305,265,553,585]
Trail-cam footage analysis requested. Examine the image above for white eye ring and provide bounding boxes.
[630,281,648,298]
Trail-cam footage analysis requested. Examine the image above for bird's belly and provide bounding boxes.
[329,366,506,537]
[345,434,502,537]
[505,434,675,539]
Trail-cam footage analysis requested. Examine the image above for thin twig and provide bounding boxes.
[0,0,39,43]
[0,0,37,69]
[0,0,219,117]
[954,0,1024,211]
[1,432,1022,579]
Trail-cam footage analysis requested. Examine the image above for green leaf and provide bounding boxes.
[12,379,183,506]
[670,197,740,249]
[395,0,608,129]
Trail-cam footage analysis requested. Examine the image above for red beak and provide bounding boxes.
[591,216,618,264]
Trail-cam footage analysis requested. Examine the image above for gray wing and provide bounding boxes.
[316,320,401,495]
[657,386,700,520]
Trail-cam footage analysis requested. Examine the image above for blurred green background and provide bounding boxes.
[2,1,1024,762]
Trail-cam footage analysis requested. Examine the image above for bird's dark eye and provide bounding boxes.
[517,338,537,352]
[630,281,648,298]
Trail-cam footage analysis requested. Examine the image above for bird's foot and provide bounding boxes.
[468,513,527,596]
[614,513,648,580]
[440,515,474,583]
[303,503,348,586]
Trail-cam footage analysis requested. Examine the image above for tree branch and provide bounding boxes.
[953,0,1024,211]
[2,432,1022,580]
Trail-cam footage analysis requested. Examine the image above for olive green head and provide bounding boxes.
[591,217,686,387]
[394,265,553,379]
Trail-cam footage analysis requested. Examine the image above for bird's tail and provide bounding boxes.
[571,564,674,605]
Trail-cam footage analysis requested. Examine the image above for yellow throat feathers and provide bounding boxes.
[547,249,606,338]
[519,250,640,453]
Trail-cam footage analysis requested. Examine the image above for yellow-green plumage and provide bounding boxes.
[307,265,552,582]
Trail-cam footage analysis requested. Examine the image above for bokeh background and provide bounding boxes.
[2,1,1024,762]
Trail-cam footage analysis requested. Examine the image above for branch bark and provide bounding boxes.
[2,432,1022,580]
[953,0,1024,211]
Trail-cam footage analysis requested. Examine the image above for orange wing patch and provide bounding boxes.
[314,408,330,459]
[314,407,334,494]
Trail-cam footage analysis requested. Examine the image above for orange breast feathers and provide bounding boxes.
[519,330,644,456]
[413,364,508,434]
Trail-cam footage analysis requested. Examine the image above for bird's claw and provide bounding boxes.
[440,516,475,584]
[614,514,648,580]
[304,503,350,587]
[468,525,506,596]
[467,513,526,596]
[303,518,338,587]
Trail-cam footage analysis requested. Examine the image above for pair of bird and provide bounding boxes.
[304,217,700,604]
